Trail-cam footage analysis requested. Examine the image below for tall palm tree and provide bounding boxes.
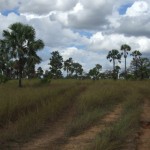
[131,50,142,78]
[120,44,131,77]
[107,49,122,79]
[107,49,122,71]
[2,22,44,87]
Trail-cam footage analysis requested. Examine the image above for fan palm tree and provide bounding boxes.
[120,44,131,78]
[2,22,44,87]
[107,49,122,71]
[107,49,122,79]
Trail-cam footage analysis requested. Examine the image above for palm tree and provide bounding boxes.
[107,49,122,71]
[2,22,44,87]
[120,44,131,78]
[131,50,142,78]
[107,49,122,79]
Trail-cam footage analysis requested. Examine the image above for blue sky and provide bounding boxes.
[0,0,150,72]
[118,3,133,15]
[1,7,20,16]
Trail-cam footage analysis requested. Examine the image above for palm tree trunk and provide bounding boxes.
[125,57,127,78]
[18,58,22,87]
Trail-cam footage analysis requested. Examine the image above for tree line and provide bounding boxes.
[0,22,150,87]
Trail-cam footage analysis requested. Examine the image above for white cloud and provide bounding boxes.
[1,0,150,72]
[126,1,149,17]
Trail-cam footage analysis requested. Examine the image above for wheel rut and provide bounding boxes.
[61,104,122,150]
[137,99,150,150]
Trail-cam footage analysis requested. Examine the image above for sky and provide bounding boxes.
[0,0,150,72]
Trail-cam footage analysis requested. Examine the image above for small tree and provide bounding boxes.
[88,64,102,80]
[131,50,142,79]
[37,67,44,78]
[64,57,73,77]
[49,51,63,79]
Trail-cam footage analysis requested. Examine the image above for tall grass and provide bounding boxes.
[0,79,90,145]
[88,81,150,150]
[65,80,130,136]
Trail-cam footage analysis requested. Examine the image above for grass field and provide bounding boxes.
[0,79,149,149]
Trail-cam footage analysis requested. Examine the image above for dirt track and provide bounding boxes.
[19,104,122,150]
[137,99,150,150]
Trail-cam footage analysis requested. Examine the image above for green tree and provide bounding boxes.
[70,62,83,78]
[107,49,122,79]
[0,40,10,77]
[2,22,44,87]
[120,44,131,78]
[131,57,150,79]
[36,67,44,78]
[88,64,102,80]
[64,57,73,77]
[49,51,63,79]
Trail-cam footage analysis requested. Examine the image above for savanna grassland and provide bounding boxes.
[0,79,150,150]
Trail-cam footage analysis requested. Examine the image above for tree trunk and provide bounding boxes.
[18,58,22,87]
[125,57,127,79]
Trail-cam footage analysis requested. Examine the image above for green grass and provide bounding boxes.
[0,79,150,149]
[87,81,149,150]
[0,79,90,145]
[65,80,130,136]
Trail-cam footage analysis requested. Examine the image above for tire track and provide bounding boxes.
[61,104,122,150]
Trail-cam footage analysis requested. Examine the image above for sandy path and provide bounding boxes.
[20,103,76,150]
[137,99,150,150]
[61,104,122,150]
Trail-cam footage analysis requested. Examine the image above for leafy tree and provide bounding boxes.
[130,57,150,79]
[36,67,44,78]
[131,50,142,79]
[64,57,73,77]
[0,40,10,77]
[49,51,63,79]
[71,62,83,78]
[114,65,121,79]
[2,22,44,87]
[120,44,131,78]
[88,64,102,80]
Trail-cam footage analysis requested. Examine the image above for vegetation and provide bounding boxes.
[0,22,150,149]
[0,22,44,87]
[120,44,131,78]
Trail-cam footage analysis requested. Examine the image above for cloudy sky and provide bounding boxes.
[0,0,150,72]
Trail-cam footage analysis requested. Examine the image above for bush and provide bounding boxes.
[0,74,8,84]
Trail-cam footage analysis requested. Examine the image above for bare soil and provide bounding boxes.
[137,99,150,150]
[17,104,122,150]
[61,104,122,150]
[20,103,76,150]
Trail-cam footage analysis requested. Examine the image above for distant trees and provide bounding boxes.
[88,64,102,80]
[64,58,73,77]
[49,51,63,79]
[131,50,142,79]
[130,57,150,79]
[1,22,44,87]
[1,22,150,83]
